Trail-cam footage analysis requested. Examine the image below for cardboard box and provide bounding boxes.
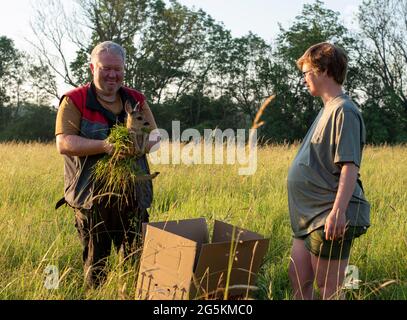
[136,218,269,300]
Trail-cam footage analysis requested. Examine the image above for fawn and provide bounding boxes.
[125,100,153,157]
[124,100,159,181]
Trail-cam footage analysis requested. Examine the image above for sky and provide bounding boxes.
[173,0,361,42]
[0,0,362,97]
[1,0,362,49]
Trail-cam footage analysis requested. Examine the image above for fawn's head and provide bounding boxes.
[124,100,150,133]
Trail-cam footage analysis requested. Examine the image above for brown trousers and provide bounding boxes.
[74,198,149,289]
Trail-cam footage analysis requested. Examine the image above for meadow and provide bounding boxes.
[0,142,406,300]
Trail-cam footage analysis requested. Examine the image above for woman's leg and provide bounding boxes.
[289,239,316,300]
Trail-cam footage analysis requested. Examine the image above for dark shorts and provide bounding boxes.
[296,226,368,260]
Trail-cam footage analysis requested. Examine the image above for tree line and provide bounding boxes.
[0,0,406,143]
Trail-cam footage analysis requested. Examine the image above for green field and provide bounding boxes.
[0,142,406,300]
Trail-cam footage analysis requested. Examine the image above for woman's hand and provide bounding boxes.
[324,208,348,241]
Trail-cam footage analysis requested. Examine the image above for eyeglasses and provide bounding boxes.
[301,70,313,78]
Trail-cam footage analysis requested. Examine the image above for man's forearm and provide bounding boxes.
[56,134,111,157]
[333,163,359,215]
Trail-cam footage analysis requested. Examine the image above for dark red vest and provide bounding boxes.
[59,83,153,210]
[62,82,146,139]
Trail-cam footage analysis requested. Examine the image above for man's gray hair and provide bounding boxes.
[91,41,126,64]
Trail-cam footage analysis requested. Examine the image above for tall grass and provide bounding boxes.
[0,142,406,299]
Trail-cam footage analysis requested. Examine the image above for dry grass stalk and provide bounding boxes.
[249,95,276,149]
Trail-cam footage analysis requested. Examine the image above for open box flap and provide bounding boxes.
[143,218,209,245]
[136,225,197,300]
[212,220,265,243]
[190,238,269,299]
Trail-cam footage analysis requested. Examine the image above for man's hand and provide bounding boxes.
[324,208,348,241]
[103,139,114,155]
[106,141,137,159]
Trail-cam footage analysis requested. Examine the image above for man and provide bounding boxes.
[55,41,159,288]
[287,42,370,300]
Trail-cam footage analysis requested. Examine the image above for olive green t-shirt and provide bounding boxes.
[287,94,370,237]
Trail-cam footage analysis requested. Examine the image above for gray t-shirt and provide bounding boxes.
[287,94,370,237]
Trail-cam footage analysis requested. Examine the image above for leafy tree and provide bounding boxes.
[26,0,407,144]
[70,0,220,104]
[27,59,58,106]
[0,104,57,142]
[261,0,362,142]
[217,33,273,122]
[356,0,407,142]
[0,36,21,106]
[0,35,57,140]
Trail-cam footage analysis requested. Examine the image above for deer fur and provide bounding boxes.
[125,100,151,156]
[124,100,159,181]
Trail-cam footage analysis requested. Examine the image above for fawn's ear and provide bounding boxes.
[124,100,133,114]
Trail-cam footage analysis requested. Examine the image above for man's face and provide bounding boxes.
[91,51,125,96]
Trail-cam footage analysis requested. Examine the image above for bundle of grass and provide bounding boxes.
[93,124,158,206]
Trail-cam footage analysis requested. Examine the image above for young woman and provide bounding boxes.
[287,42,370,300]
